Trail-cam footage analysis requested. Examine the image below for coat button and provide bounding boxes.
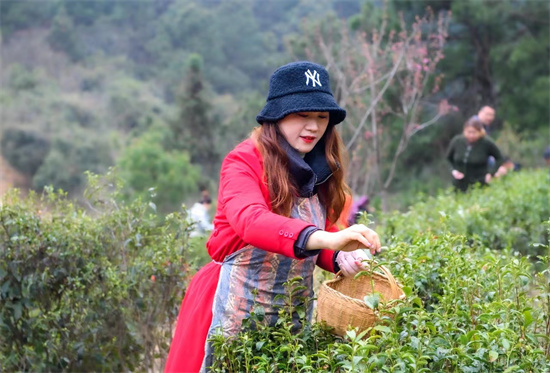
[289,233,293,238]
[279,230,284,235]
[284,232,289,237]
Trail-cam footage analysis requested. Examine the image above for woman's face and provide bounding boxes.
[463,126,483,143]
[277,111,330,154]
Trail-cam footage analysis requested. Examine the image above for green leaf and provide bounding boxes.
[523,310,533,327]
[412,297,423,307]
[374,325,391,333]
[13,302,22,321]
[352,356,363,365]
[364,293,380,309]
[253,305,265,322]
[402,286,413,296]
[488,350,498,362]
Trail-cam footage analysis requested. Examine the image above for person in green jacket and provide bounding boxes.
[447,116,504,192]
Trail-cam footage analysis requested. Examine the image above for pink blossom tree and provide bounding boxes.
[287,6,455,210]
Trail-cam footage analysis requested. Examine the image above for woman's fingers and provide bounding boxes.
[329,225,382,254]
[452,170,465,180]
[339,257,354,277]
[336,225,382,254]
[350,225,381,253]
[365,230,381,253]
[353,249,372,264]
[348,225,373,247]
[344,232,371,252]
[337,251,365,277]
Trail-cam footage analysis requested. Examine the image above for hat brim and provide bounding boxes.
[256,91,346,125]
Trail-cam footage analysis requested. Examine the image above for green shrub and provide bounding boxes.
[0,172,192,371]
[209,277,337,372]
[188,234,212,270]
[211,230,550,372]
[0,128,50,176]
[117,128,201,213]
[7,64,39,91]
[1,166,548,371]
[209,170,550,372]
[47,6,83,62]
[380,169,549,257]
[32,133,112,194]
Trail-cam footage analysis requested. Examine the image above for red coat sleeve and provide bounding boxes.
[219,148,315,259]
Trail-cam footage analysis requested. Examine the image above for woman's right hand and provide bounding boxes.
[336,249,373,277]
[452,170,465,180]
[306,224,381,255]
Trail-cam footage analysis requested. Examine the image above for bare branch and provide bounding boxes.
[345,47,406,150]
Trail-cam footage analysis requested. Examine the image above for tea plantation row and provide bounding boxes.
[0,170,548,371]
[0,174,192,371]
[211,171,550,372]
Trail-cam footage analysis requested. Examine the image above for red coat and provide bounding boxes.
[165,139,337,372]
[207,138,337,270]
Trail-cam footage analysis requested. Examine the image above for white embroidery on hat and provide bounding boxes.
[305,69,322,87]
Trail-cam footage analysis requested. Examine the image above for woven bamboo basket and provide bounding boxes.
[316,263,405,337]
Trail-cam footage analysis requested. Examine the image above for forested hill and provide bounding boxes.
[1,0,548,212]
[1,0,362,94]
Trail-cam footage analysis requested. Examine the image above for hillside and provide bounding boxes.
[1,0,548,212]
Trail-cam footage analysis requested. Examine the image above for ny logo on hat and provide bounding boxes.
[305,69,322,87]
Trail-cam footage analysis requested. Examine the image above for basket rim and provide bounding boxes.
[333,263,403,291]
[319,264,406,309]
[320,278,405,310]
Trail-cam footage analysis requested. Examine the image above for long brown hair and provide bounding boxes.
[251,122,350,224]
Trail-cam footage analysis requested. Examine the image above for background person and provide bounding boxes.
[199,185,211,201]
[477,105,498,169]
[188,197,214,237]
[165,61,380,372]
[446,116,504,192]
[348,195,370,226]
[477,105,496,134]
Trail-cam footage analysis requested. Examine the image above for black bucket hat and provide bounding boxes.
[256,61,346,126]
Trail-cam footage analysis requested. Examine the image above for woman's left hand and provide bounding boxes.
[306,224,381,254]
[337,224,381,254]
[485,173,492,184]
[336,249,372,277]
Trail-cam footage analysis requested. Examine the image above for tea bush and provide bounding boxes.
[211,229,550,372]
[381,169,549,256]
[0,172,192,371]
[1,168,548,371]
[210,170,550,372]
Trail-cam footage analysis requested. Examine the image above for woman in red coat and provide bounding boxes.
[165,61,381,372]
